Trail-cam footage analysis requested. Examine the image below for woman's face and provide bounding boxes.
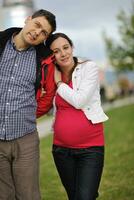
[50,37,74,68]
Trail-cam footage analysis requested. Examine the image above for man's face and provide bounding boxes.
[21,16,52,46]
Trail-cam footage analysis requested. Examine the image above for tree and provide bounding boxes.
[104,4,134,71]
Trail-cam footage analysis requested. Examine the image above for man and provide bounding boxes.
[0,9,56,200]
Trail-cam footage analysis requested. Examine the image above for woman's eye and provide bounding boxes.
[53,50,59,54]
[64,46,69,50]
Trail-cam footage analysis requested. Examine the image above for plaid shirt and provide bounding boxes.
[0,39,37,140]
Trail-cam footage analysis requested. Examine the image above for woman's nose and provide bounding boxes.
[60,50,66,56]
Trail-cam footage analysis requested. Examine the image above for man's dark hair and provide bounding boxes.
[32,9,56,33]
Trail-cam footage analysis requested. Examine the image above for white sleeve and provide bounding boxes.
[57,61,99,109]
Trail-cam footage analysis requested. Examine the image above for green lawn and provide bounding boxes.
[40,104,134,200]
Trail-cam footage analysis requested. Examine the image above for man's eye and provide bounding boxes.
[42,31,48,37]
[35,22,40,27]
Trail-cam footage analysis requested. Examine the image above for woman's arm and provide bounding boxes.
[56,61,99,109]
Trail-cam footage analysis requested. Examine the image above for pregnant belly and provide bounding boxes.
[53,109,103,148]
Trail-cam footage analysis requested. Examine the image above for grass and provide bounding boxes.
[37,113,52,123]
[40,104,134,200]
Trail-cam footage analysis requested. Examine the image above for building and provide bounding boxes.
[0,0,34,30]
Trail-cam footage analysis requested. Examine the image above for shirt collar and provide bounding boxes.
[11,33,34,52]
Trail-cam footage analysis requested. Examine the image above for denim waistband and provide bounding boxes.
[53,144,104,153]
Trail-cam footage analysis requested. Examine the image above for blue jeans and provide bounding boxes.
[52,145,104,200]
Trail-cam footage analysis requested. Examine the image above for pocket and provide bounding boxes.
[81,146,104,168]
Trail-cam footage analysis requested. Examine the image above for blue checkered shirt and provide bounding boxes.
[0,39,37,140]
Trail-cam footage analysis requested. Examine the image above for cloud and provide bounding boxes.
[33,0,132,63]
[0,0,131,65]
[33,0,132,30]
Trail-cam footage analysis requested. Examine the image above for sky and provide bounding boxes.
[33,0,132,67]
[0,0,132,67]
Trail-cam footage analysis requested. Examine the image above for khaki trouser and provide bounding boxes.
[0,131,41,200]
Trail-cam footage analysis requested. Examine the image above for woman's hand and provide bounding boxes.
[54,67,62,85]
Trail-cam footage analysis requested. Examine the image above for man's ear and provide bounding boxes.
[24,16,32,24]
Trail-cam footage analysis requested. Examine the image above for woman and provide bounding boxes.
[45,33,108,200]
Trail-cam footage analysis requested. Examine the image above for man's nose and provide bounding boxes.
[36,28,42,35]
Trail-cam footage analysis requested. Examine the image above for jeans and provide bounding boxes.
[52,145,104,200]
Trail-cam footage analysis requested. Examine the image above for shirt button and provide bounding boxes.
[77,88,79,91]
[11,77,14,79]
[3,128,5,131]
[8,89,11,92]
[15,63,18,67]
[87,107,90,110]
[5,116,8,119]
[74,76,77,79]
[6,102,10,105]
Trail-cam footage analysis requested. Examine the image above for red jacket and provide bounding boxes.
[36,56,56,118]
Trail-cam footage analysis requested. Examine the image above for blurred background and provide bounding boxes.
[0,0,134,103]
[0,1,134,199]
